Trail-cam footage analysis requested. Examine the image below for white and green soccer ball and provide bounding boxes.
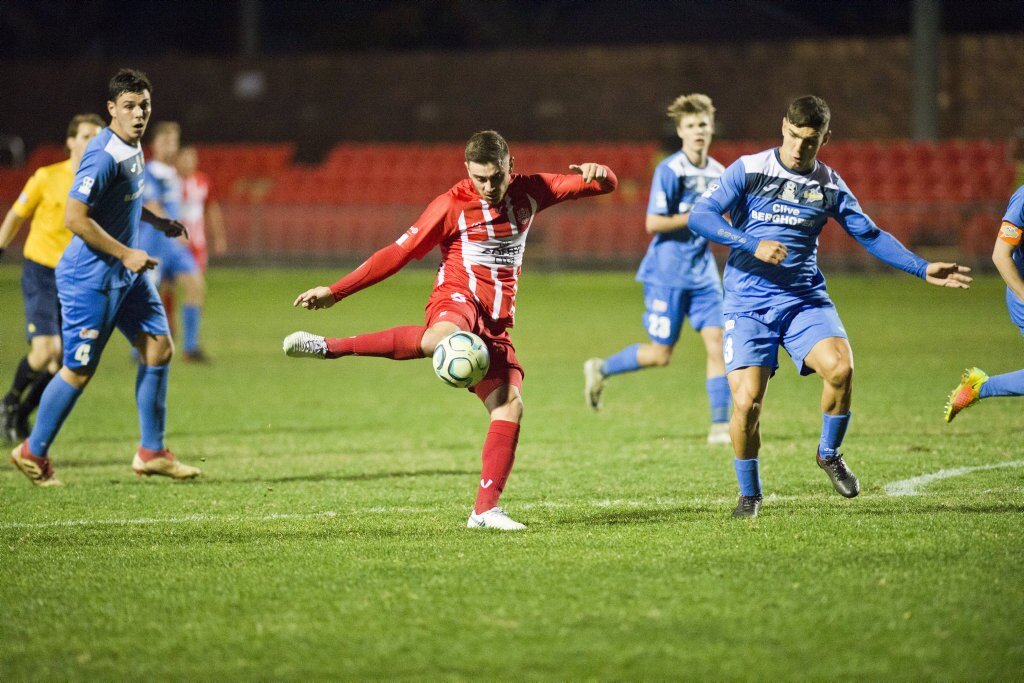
[432,331,490,389]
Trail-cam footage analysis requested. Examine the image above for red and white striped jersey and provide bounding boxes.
[396,172,615,328]
[178,171,214,250]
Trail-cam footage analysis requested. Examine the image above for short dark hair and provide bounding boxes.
[786,95,831,131]
[108,68,152,102]
[465,130,509,166]
[66,113,105,139]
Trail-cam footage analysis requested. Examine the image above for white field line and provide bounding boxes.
[3,461,1021,531]
[883,459,1024,497]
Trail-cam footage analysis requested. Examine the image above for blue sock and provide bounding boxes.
[818,412,851,459]
[734,458,761,497]
[979,370,1024,398]
[706,375,731,423]
[182,305,201,353]
[602,343,642,376]
[136,364,169,451]
[28,374,83,457]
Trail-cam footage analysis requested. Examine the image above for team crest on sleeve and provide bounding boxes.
[76,176,95,196]
[516,207,531,224]
[701,183,719,199]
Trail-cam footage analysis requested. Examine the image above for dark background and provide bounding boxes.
[2,0,1022,58]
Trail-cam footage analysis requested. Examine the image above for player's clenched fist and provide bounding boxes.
[754,239,788,265]
[568,163,609,184]
[121,248,159,273]
[293,286,336,310]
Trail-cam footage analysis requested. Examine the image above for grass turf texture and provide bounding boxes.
[1,265,1021,679]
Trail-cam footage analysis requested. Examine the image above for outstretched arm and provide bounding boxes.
[834,182,970,287]
[293,242,413,310]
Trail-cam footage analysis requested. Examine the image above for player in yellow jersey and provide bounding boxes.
[0,113,105,442]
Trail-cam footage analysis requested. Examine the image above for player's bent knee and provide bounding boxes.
[420,322,459,355]
[491,396,523,423]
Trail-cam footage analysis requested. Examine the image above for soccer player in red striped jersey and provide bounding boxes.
[283,130,617,530]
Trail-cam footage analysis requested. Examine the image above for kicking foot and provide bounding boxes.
[707,422,731,445]
[132,447,202,480]
[283,331,327,359]
[583,358,606,410]
[732,495,762,518]
[10,441,63,487]
[467,506,526,530]
[816,451,860,498]
[944,367,988,423]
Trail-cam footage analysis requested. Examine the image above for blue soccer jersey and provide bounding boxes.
[690,148,928,313]
[1000,184,1024,279]
[62,127,146,290]
[636,151,724,289]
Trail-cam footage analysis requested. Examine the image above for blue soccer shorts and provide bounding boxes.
[21,259,61,341]
[723,302,848,376]
[642,283,725,346]
[159,239,200,281]
[59,275,170,371]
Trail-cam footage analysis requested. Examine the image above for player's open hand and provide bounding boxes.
[569,163,609,184]
[924,261,973,289]
[754,239,788,265]
[293,286,336,310]
[121,248,159,274]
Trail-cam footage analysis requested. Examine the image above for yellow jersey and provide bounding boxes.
[12,159,74,269]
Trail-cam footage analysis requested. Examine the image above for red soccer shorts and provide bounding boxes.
[424,292,524,402]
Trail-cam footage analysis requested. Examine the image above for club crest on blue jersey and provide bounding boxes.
[780,181,799,202]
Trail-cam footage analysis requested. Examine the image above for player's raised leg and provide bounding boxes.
[727,366,770,517]
[284,322,443,361]
[803,336,859,498]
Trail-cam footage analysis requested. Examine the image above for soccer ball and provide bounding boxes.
[432,331,490,389]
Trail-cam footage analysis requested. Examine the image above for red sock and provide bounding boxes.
[162,289,176,336]
[474,420,520,514]
[325,326,425,360]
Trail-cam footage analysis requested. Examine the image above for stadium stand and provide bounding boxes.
[0,139,1012,266]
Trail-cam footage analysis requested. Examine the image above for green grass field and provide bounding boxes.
[1,265,1021,679]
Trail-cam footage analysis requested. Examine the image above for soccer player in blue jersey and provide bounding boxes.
[9,68,201,486]
[944,184,1024,421]
[584,94,732,445]
[139,121,211,363]
[0,113,104,443]
[689,95,972,517]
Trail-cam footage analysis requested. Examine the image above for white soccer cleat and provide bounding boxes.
[583,357,606,410]
[467,506,526,531]
[707,422,731,445]
[283,331,328,359]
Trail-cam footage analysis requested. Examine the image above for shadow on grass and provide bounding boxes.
[553,503,714,527]
[198,467,477,485]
